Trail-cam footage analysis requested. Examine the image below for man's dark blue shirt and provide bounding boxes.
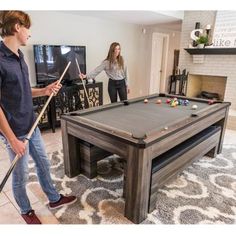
[0,41,35,137]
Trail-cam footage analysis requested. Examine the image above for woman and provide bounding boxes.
[0,11,76,224]
[81,42,129,103]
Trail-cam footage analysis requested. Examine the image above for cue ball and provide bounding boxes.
[144,99,148,103]
[192,104,198,110]
[164,126,168,130]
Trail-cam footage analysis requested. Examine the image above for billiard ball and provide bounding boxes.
[192,104,198,110]
[156,99,162,104]
[170,101,177,107]
[208,100,214,105]
[178,99,183,105]
[166,99,171,104]
[183,99,189,106]
[164,126,168,130]
[144,99,148,103]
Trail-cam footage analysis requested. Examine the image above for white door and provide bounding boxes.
[149,33,169,94]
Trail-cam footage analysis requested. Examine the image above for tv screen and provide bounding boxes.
[33,44,86,85]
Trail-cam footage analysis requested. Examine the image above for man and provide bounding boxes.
[0,11,77,224]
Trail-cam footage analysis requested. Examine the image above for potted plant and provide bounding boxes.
[196,35,209,48]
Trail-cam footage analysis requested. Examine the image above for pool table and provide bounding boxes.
[61,93,230,223]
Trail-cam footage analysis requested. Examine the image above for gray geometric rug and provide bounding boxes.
[28,144,236,224]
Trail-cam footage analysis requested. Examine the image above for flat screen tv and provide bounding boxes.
[33,44,86,85]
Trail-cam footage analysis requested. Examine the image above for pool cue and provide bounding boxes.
[0,61,71,193]
[75,58,91,108]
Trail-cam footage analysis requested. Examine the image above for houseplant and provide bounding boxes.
[196,35,209,48]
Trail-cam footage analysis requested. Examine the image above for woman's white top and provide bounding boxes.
[87,60,128,86]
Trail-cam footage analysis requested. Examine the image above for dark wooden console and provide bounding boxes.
[33,82,103,132]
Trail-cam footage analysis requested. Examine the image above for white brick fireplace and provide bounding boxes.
[179,11,236,130]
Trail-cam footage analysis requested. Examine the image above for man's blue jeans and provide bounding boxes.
[0,127,61,214]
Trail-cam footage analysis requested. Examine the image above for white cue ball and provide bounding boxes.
[144,99,148,103]
[164,126,168,130]
[192,104,198,110]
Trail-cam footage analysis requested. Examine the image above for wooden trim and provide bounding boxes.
[184,48,236,55]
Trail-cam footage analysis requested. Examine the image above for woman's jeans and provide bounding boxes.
[0,127,60,214]
[108,79,127,103]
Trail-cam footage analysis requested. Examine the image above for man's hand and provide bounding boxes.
[45,80,62,96]
[127,87,130,94]
[9,138,27,158]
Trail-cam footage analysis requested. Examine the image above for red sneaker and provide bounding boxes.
[49,194,77,209]
[21,210,42,224]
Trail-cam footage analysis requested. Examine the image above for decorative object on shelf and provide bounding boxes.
[192,22,201,47]
[196,35,209,48]
[190,23,213,48]
[190,29,203,45]
[205,24,211,36]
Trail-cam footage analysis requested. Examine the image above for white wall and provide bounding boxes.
[137,25,181,95]
[22,11,146,104]
[1,11,181,104]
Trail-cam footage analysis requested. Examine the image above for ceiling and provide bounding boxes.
[64,10,184,26]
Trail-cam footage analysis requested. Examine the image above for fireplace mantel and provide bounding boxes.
[184,48,236,55]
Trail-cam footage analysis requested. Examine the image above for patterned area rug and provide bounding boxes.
[28,144,236,224]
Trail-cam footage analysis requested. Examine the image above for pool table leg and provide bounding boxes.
[124,146,152,224]
[216,106,229,154]
[61,119,80,178]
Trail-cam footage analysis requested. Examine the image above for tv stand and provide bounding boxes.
[62,80,75,86]
[33,82,103,132]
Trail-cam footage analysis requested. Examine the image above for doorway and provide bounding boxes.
[149,32,169,94]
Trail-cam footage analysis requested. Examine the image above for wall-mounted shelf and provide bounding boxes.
[184,48,236,55]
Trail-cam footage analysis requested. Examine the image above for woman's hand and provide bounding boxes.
[79,73,87,80]
[127,87,130,94]
[45,81,62,96]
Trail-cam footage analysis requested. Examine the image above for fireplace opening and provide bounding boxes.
[186,74,227,101]
[197,91,220,100]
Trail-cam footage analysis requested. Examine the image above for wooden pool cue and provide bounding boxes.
[0,61,71,193]
[75,58,91,108]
